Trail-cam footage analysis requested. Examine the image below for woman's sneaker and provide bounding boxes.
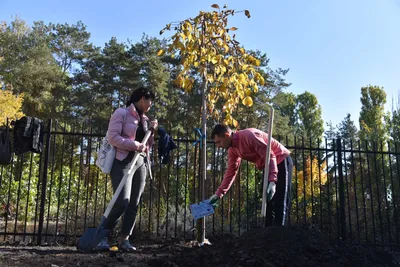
[119,240,136,252]
[95,237,110,251]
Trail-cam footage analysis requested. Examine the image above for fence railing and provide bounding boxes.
[1,119,400,249]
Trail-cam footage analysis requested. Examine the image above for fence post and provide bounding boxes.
[37,119,52,245]
[336,138,346,241]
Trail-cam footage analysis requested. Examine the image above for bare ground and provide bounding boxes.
[1,226,399,267]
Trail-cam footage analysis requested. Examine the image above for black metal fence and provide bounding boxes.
[1,119,400,249]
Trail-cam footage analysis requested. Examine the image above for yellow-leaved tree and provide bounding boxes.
[159,4,265,243]
[158,4,264,127]
[294,156,328,219]
[0,89,25,125]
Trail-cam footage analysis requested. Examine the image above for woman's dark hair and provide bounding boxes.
[126,87,155,107]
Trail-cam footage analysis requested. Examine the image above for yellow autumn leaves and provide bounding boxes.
[293,156,328,218]
[158,4,265,127]
[0,89,25,125]
[0,58,24,125]
[156,49,164,56]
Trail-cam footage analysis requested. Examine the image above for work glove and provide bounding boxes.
[205,194,220,209]
[267,182,276,201]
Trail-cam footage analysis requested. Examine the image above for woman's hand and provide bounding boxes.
[149,119,158,130]
[138,144,147,153]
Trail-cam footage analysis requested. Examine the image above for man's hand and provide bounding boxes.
[206,194,220,208]
[267,182,276,201]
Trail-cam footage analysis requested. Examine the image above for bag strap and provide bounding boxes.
[121,108,128,130]
[123,108,128,123]
[105,107,128,139]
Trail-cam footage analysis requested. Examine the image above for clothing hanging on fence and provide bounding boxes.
[0,125,13,165]
[13,116,44,155]
[157,127,177,165]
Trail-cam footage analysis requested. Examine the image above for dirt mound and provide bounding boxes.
[156,226,397,267]
[0,226,398,267]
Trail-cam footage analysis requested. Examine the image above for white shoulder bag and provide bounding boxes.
[96,109,127,174]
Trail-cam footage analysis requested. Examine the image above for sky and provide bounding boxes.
[1,0,400,129]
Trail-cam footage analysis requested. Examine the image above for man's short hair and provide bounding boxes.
[211,124,231,139]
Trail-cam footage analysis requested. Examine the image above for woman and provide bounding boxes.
[96,87,158,252]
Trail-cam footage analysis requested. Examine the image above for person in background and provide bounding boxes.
[96,87,158,252]
[208,124,293,226]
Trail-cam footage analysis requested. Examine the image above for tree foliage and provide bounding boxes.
[0,19,64,118]
[2,12,400,245]
[294,156,328,218]
[0,89,25,125]
[159,4,265,127]
[359,85,387,142]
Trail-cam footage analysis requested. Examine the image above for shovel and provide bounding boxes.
[77,129,153,252]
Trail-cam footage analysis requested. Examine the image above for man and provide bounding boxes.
[208,124,293,226]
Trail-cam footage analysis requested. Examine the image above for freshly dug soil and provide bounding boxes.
[0,226,398,267]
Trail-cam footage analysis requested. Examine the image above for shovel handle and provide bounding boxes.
[261,107,274,217]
